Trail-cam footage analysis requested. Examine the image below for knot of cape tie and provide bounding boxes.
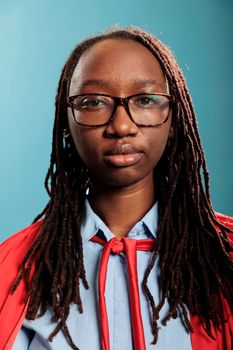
[91,235,155,350]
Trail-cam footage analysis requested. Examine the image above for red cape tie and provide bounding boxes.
[91,235,155,350]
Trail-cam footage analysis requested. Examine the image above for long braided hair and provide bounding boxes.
[12,26,233,349]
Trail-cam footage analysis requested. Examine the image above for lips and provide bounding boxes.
[103,144,143,167]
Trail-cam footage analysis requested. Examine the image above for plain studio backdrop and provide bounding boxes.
[0,0,232,241]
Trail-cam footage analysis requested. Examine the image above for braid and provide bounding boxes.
[12,26,233,348]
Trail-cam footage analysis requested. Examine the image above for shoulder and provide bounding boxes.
[0,220,43,271]
[0,221,43,348]
[215,212,233,230]
[215,212,233,259]
[0,220,43,311]
[215,212,233,240]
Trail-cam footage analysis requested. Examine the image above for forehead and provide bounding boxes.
[70,38,167,95]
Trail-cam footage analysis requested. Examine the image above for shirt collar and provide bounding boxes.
[81,199,158,243]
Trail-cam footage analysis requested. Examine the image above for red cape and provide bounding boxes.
[0,215,233,350]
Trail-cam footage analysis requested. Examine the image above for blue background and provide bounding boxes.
[0,0,232,241]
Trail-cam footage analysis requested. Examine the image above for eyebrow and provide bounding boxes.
[77,79,163,89]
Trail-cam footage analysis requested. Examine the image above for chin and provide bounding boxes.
[91,169,153,189]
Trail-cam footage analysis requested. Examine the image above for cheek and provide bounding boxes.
[68,113,89,160]
[72,133,89,159]
[70,129,100,168]
[145,128,171,165]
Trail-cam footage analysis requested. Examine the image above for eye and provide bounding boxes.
[137,97,153,105]
[80,97,105,109]
[73,94,114,112]
[131,94,171,112]
[132,94,162,108]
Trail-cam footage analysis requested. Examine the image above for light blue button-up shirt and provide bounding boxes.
[13,201,192,350]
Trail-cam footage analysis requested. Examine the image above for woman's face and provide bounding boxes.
[68,38,172,188]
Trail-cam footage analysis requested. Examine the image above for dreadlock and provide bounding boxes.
[11,26,233,349]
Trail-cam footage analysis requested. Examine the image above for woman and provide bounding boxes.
[0,26,233,350]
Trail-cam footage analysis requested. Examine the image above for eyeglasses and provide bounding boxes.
[67,93,174,127]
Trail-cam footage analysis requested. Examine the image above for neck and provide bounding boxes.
[89,174,155,239]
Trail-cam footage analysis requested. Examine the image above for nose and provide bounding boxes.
[105,104,139,138]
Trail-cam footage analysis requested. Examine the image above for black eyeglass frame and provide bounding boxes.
[67,93,174,127]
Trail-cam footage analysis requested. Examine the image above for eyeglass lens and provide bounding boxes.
[71,94,171,126]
